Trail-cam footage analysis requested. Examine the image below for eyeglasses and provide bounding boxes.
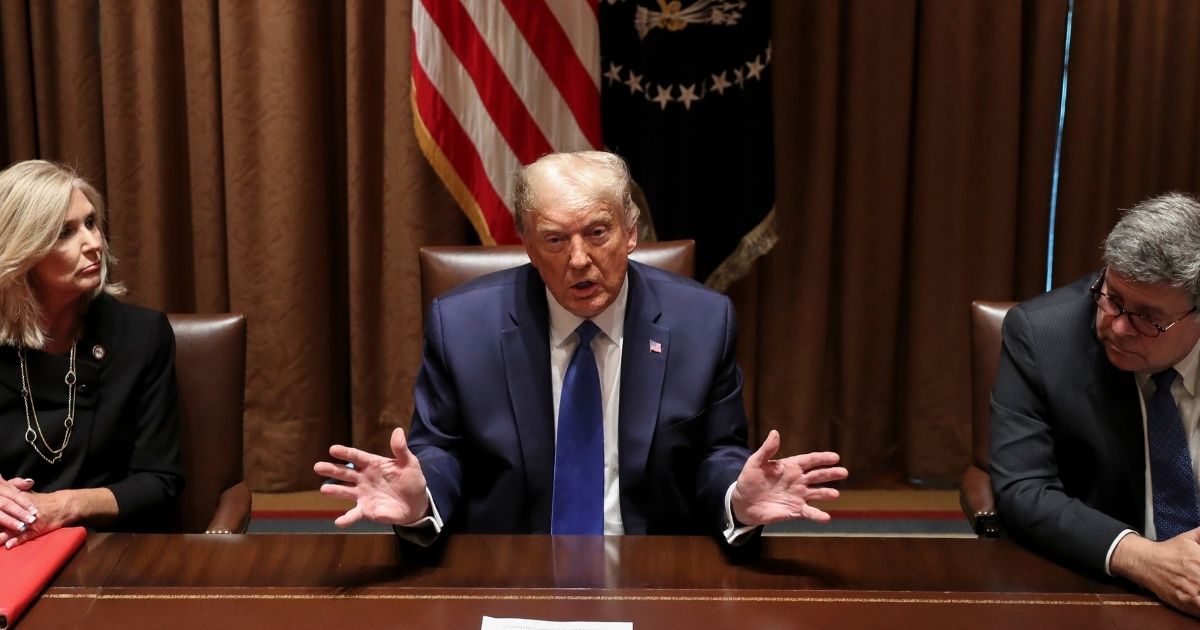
[1090,268,1197,338]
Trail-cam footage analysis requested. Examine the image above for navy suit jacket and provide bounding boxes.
[990,273,1145,574]
[407,260,752,536]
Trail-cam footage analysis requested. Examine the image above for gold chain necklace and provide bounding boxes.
[18,340,77,465]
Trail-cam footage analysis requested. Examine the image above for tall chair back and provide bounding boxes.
[959,300,1015,537]
[418,240,696,311]
[168,313,250,533]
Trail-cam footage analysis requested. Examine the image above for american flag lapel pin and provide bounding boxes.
[649,340,662,354]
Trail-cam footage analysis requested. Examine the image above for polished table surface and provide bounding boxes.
[26,533,1198,629]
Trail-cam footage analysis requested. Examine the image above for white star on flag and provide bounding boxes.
[604,62,624,86]
[625,70,645,94]
[746,55,765,81]
[678,84,700,110]
[710,71,731,95]
[651,84,673,110]
[649,340,662,353]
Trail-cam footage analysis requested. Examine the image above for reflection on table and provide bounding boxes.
[29,533,1195,629]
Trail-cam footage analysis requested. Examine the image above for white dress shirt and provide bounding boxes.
[398,280,632,539]
[1105,337,1200,572]
[545,278,630,535]
[545,279,755,541]
[402,275,754,543]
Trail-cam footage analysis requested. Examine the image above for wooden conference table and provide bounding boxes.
[25,533,1197,629]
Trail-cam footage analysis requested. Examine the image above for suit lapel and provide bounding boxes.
[1087,314,1146,530]
[69,294,118,477]
[501,266,556,532]
[617,264,668,533]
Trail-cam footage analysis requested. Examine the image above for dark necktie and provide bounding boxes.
[552,320,604,535]
[1148,368,1200,540]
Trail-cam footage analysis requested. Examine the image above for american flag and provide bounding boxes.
[412,0,602,245]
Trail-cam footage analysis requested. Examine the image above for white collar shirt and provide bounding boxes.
[546,277,629,536]
[1134,336,1200,541]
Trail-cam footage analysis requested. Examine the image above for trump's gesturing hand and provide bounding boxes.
[730,430,848,526]
[314,427,430,527]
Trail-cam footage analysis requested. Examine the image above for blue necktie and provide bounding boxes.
[1148,368,1200,540]
[552,320,604,535]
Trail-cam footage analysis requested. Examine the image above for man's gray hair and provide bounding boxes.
[1103,192,1200,308]
[511,151,640,236]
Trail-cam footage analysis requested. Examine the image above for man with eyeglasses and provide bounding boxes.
[991,192,1200,617]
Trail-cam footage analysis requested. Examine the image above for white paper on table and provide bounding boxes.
[481,617,632,630]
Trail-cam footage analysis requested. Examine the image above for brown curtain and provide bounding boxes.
[2,0,1195,490]
[747,0,1066,482]
[1,0,471,491]
[1051,0,1200,285]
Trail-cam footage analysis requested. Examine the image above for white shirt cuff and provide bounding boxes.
[723,482,760,544]
[392,488,444,547]
[1105,529,1137,576]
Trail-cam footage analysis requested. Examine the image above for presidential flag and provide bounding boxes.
[600,0,776,289]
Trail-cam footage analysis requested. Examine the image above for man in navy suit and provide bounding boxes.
[315,151,847,542]
[991,193,1200,616]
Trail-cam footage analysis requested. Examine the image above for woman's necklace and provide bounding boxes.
[18,339,78,464]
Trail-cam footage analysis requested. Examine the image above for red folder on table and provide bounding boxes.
[0,526,87,629]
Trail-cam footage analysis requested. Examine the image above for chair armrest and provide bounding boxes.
[959,465,1002,538]
[205,482,252,534]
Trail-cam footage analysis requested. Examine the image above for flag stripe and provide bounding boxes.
[459,0,595,153]
[413,0,523,225]
[502,0,602,148]
[411,48,520,244]
[412,88,498,246]
[544,0,601,76]
[413,0,601,244]
[421,0,553,165]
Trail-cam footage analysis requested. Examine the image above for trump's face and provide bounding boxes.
[1094,269,1200,374]
[523,199,638,319]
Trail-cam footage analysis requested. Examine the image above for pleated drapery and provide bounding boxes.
[2,0,1198,489]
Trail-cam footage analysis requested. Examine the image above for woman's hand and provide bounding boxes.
[0,486,117,549]
[0,474,37,542]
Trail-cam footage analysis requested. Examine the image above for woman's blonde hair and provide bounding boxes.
[0,160,124,348]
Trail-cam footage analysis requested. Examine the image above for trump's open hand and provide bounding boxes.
[730,430,848,526]
[314,427,430,527]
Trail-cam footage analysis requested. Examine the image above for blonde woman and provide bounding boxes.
[0,160,182,548]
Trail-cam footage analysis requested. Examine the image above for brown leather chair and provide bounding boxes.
[959,300,1016,537]
[168,313,251,534]
[418,240,696,310]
